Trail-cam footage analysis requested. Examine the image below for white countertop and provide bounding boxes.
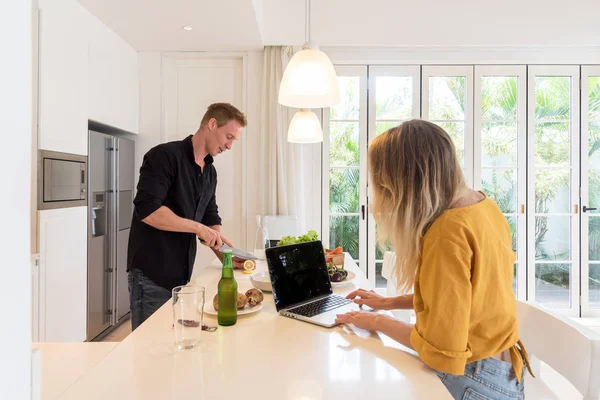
[58,254,451,399]
[32,342,117,399]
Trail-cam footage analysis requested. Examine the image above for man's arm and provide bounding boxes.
[134,147,222,249]
[142,206,222,250]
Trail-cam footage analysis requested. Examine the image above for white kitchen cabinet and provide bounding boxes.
[38,0,89,155]
[88,14,139,134]
[39,207,87,342]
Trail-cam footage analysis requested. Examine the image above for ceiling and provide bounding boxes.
[79,0,600,51]
[78,0,267,51]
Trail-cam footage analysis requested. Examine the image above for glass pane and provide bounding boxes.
[535,76,571,121]
[481,122,517,167]
[376,76,413,120]
[535,216,571,261]
[534,169,570,213]
[376,262,386,289]
[329,216,359,260]
[429,76,466,120]
[330,77,359,120]
[375,121,402,136]
[590,76,600,121]
[481,76,518,121]
[535,263,571,309]
[330,122,359,167]
[589,120,600,166]
[481,168,517,213]
[329,168,359,213]
[590,263,600,308]
[589,169,600,209]
[506,216,517,256]
[435,122,465,166]
[589,216,600,261]
[535,122,570,166]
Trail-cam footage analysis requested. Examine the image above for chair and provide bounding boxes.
[516,300,600,399]
[262,215,300,247]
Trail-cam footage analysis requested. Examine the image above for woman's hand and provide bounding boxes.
[346,289,391,310]
[335,311,381,332]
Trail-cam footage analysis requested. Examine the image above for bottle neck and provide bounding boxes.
[221,252,233,278]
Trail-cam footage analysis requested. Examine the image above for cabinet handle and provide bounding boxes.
[575,204,579,214]
[520,204,525,214]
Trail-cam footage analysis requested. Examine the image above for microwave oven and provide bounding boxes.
[38,150,88,210]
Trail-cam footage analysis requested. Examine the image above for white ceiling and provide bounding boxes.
[79,0,600,51]
[78,0,266,51]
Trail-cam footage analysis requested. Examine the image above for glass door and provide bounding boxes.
[527,66,580,316]
[581,66,600,317]
[366,66,421,288]
[473,66,527,299]
[322,66,368,271]
[422,66,474,187]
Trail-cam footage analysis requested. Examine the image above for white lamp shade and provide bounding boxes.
[278,48,340,109]
[287,110,323,143]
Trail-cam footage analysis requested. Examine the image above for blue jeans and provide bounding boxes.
[128,269,172,331]
[436,357,525,400]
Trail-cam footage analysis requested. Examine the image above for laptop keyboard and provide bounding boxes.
[288,295,352,318]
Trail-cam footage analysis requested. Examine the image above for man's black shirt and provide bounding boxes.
[127,135,221,290]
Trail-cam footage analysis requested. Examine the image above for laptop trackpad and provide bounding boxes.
[310,302,362,326]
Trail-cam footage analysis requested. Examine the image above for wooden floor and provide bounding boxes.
[99,316,132,342]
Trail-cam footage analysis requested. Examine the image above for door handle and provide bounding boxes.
[583,206,597,212]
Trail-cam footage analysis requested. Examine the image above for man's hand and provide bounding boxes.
[196,224,223,250]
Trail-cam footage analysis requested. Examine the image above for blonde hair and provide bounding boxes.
[369,120,467,293]
[200,102,247,129]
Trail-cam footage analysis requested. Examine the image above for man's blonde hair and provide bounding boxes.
[200,103,247,128]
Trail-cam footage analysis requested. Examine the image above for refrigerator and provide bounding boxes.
[87,130,135,341]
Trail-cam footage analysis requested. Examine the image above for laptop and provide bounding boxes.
[265,240,360,328]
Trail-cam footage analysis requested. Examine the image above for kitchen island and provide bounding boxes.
[58,254,451,399]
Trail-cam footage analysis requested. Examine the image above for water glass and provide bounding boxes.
[172,285,205,350]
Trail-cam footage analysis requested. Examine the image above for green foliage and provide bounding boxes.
[276,230,320,247]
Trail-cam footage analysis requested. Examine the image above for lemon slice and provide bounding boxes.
[242,260,255,274]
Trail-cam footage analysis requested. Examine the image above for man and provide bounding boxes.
[127,102,248,330]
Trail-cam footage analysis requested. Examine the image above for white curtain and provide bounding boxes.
[258,46,309,233]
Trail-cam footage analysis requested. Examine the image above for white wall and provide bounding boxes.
[261,0,600,47]
[0,0,32,398]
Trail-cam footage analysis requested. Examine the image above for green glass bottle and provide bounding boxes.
[217,249,237,326]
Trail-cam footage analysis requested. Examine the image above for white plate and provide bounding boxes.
[204,303,263,316]
[331,270,356,287]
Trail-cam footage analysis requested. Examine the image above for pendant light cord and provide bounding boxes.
[305,0,311,43]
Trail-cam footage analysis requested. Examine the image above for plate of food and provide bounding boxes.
[326,247,355,287]
[205,289,264,316]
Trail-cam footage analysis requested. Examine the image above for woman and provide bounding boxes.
[335,120,532,400]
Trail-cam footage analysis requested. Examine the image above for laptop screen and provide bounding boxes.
[266,240,333,311]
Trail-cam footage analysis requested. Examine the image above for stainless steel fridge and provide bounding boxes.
[87,130,135,341]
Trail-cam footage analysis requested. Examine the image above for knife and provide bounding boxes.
[199,238,258,260]
[218,244,258,260]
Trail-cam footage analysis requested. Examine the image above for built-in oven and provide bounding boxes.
[38,150,87,210]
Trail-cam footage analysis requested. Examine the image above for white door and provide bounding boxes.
[527,66,580,316]
[473,66,527,299]
[163,55,245,263]
[422,66,475,187]
[581,66,600,317]
[322,66,368,272]
[366,66,420,288]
